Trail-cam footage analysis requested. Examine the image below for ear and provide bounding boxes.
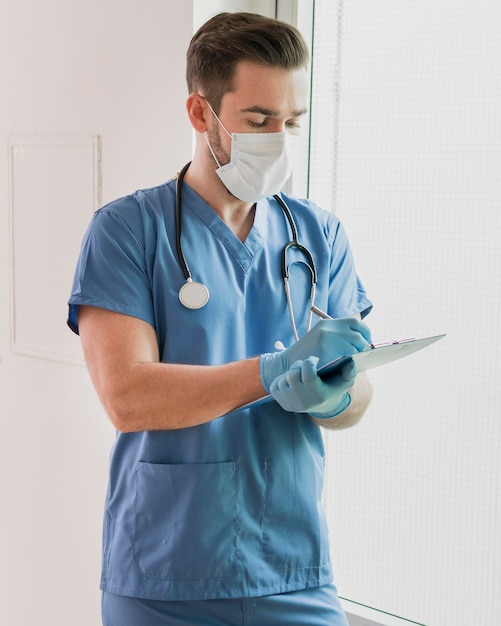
[186,93,210,133]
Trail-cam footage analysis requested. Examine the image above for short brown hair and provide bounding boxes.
[186,12,309,112]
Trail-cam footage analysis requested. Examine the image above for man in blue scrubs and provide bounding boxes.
[68,12,373,626]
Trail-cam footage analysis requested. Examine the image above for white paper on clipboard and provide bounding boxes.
[322,333,446,376]
[235,333,446,413]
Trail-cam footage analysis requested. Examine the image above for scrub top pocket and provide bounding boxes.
[133,461,237,580]
[261,458,330,571]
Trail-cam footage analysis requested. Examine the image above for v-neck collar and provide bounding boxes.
[180,183,270,273]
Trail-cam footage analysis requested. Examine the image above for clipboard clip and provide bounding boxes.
[369,338,415,349]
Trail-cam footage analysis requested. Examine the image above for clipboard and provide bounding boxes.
[237,333,446,412]
[321,333,446,377]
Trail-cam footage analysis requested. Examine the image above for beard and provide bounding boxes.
[205,124,244,200]
[205,123,231,168]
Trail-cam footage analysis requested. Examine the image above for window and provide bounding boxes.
[308,2,501,625]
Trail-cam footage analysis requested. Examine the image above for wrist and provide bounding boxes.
[310,392,351,420]
[260,352,279,393]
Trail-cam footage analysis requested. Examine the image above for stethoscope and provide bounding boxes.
[175,162,318,342]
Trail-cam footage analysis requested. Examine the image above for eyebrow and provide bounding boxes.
[242,105,308,117]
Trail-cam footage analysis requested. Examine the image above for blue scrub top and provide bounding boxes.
[68,177,372,602]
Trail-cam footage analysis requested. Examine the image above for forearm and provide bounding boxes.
[79,306,373,433]
[312,372,373,430]
[100,358,265,432]
[78,305,266,432]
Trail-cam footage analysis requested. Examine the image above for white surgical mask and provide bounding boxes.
[203,99,300,203]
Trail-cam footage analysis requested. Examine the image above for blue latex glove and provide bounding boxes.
[269,356,356,418]
[260,317,371,393]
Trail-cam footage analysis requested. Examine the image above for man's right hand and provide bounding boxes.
[259,317,372,393]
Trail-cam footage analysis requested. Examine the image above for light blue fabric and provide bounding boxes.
[102,584,349,626]
[68,177,372,602]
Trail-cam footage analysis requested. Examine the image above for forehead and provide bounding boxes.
[222,60,309,115]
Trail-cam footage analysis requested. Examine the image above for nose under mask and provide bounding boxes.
[203,99,300,202]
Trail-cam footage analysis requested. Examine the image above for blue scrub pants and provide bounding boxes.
[102,584,349,626]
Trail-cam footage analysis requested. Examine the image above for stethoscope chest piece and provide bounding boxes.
[179,279,210,309]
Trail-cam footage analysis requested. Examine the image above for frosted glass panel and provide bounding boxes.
[310,2,501,625]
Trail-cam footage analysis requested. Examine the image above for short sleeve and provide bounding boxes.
[67,205,154,334]
[328,219,373,320]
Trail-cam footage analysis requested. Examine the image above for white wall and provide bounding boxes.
[193,0,276,29]
[0,2,193,625]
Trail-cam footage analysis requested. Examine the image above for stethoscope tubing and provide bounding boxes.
[273,193,318,285]
[175,162,193,282]
[175,162,318,338]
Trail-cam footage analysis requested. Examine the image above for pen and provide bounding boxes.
[310,304,377,349]
[310,305,333,320]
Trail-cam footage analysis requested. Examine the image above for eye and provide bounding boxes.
[247,118,267,128]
